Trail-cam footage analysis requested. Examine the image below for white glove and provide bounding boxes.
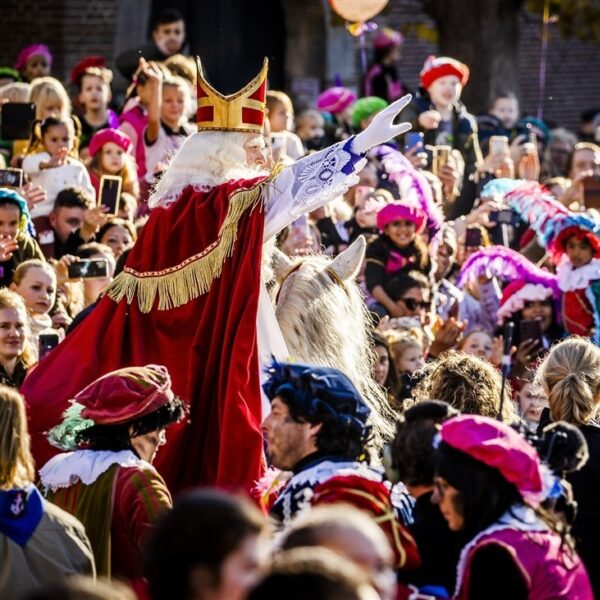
[353,94,413,154]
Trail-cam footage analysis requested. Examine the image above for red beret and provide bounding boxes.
[70,55,107,85]
[376,200,426,233]
[88,128,133,158]
[440,415,544,506]
[76,365,174,425]
[420,55,469,90]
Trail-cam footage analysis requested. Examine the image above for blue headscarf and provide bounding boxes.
[263,359,371,442]
[0,187,35,237]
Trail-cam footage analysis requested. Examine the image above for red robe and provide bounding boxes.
[23,178,267,494]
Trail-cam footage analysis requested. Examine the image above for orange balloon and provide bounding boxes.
[330,0,388,22]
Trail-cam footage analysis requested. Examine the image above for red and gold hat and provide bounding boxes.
[196,57,268,133]
[76,364,174,425]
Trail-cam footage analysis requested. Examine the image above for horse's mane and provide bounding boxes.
[274,253,396,457]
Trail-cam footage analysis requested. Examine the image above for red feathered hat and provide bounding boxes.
[312,474,421,570]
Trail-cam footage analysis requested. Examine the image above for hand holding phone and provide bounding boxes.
[0,168,24,188]
[39,332,60,360]
[0,102,36,140]
[465,227,482,248]
[67,258,109,279]
[99,175,122,215]
[519,319,543,344]
[582,175,600,210]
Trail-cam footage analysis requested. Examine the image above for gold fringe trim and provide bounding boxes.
[106,182,265,313]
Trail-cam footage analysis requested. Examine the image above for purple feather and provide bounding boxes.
[457,246,558,296]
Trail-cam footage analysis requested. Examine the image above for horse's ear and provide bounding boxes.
[328,235,366,281]
[272,247,295,283]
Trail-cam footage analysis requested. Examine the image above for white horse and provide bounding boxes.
[270,236,396,455]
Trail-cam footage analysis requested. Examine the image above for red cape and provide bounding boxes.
[22,178,267,494]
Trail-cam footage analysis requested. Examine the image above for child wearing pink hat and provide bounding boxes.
[403,55,482,183]
[363,28,408,103]
[87,128,139,201]
[15,43,52,82]
[316,86,356,144]
[434,414,592,599]
[365,200,430,317]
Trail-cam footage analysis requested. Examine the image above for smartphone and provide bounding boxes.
[68,258,109,279]
[99,175,122,215]
[490,209,520,226]
[465,227,482,248]
[39,332,60,360]
[582,175,600,210]
[489,135,508,157]
[520,319,543,343]
[0,168,24,188]
[0,102,36,140]
[404,131,424,153]
[432,145,451,177]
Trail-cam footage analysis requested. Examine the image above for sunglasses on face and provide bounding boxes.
[399,297,431,311]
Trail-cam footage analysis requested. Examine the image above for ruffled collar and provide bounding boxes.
[39,449,153,492]
[557,257,600,291]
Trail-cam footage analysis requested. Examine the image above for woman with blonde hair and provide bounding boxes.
[0,289,36,388]
[0,385,94,597]
[537,336,600,597]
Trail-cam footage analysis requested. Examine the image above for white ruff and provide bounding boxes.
[39,449,153,492]
[556,256,600,291]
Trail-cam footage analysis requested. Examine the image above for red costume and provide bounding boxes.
[24,58,368,496]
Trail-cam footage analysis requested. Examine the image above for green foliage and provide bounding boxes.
[528,0,600,44]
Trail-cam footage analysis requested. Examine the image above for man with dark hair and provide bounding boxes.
[262,360,403,526]
[116,8,187,80]
[47,187,107,259]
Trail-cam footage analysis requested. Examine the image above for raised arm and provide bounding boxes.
[263,94,412,240]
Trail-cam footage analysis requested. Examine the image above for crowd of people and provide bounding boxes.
[1,7,600,600]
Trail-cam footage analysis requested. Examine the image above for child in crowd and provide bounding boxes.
[11,259,57,340]
[266,90,304,160]
[0,188,44,288]
[29,77,71,121]
[96,217,136,259]
[366,201,430,316]
[22,117,94,226]
[352,96,388,132]
[119,59,157,181]
[315,86,356,144]
[0,66,21,87]
[516,371,548,430]
[14,43,52,82]
[71,58,119,153]
[388,328,425,403]
[404,55,482,178]
[0,289,35,388]
[144,63,192,188]
[477,91,520,151]
[87,128,139,200]
[295,109,326,152]
[458,328,495,363]
[363,28,407,103]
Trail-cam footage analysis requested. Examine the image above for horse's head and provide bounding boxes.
[272,235,366,306]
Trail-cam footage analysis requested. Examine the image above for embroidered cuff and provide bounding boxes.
[343,136,367,175]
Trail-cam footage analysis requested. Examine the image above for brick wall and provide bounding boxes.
[384,1,600,132]
[0,0,119,90]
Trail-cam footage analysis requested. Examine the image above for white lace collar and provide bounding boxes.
[39,449,153,492]
[556,257,600,291]
[455,504,547,596]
